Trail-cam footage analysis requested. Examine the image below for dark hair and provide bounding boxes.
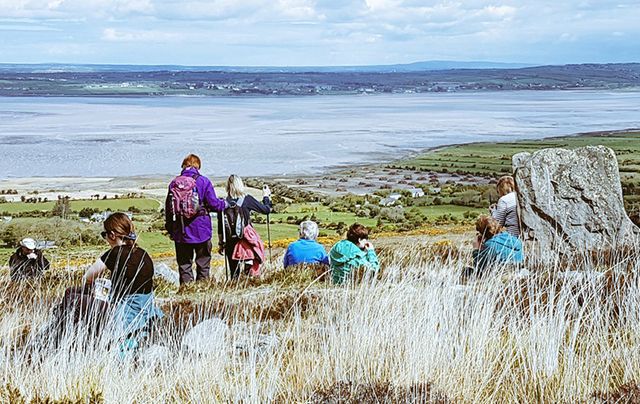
[104,212,137,247]
[346,223,369,244]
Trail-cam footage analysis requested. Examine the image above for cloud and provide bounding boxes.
[1,0,639,65]
[102,27,184,42]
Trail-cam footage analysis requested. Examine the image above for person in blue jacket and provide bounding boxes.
[283,221,329,269]
[466,215,523,278]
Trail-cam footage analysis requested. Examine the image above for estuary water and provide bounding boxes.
[1,90,639,178]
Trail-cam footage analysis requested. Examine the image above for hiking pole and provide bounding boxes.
[266,213,273,265]
[221,211,229,282]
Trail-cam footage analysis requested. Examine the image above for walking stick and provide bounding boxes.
[266,213,273,265]
[221,211,229,281]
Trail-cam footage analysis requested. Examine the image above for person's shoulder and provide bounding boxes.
[501,192,517,203]
[331,239,355,252]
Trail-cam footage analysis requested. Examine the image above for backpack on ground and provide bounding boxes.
[224,197,246,240]
[169,174,202,220]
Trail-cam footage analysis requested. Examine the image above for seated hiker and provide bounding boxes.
[55,212,163,346]
[490,175,520,238]
[329,223,380,284]
[9,237,50,281]
[283,221,329,269]
[217,175,272,279]
[465,215,523,279]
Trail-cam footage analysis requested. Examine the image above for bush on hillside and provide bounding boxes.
[0,218,102,248]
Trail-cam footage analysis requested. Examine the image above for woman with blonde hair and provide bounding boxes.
[490,175,520,238]
[218,175,272,279]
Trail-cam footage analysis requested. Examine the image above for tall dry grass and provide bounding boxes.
[0,242,639,403]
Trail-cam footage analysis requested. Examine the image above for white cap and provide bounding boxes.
[20,238,36,250]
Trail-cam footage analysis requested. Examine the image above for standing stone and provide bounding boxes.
[513,145,639,251]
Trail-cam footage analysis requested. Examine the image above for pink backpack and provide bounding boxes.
[169,175,202,219]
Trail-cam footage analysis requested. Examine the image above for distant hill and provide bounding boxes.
[0,62,638,97]
[0,60,533,74]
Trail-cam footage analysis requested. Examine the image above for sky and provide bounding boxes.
[0,0,638,66]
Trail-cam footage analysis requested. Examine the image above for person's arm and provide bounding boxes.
[364,248,380,271]
[201,179,226,212]
[8,252,20,271]
[83,257,107,284]
[244,195,272,215]
[39,251,50,272]
[283,247,290,268]
[473,246,493,272]
[492,198,508,226]
[9,253,21,280]
[217,210,225,250]
[320,252,330,267]
[164,188,173,233]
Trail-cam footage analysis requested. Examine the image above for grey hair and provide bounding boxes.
[299,220,319,240]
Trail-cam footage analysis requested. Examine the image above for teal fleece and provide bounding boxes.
[473,231,523,273]
[329,240,380,284]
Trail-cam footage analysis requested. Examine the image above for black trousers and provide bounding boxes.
[224,239,251,280]
[175,240,212,284]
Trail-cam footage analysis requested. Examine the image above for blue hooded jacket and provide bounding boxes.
[473,231,523,273]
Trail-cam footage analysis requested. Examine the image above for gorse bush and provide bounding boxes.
[0,245,639,402]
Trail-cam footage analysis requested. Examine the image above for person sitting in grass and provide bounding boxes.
[9,237,50,281]
[329,223,380,284]
[490,176,521,238]
[283,221,329,269]
[465,215,523,279]
[55,212,163,349]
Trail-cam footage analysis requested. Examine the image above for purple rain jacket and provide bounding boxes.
[165,167,226,244]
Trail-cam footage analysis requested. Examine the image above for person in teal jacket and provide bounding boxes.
[468,215,523,277]
[329,223,380,284]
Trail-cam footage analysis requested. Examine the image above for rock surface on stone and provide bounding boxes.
[513,145,639,251]
[182,318,229,356]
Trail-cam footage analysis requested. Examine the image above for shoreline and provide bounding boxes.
[1,127,638,199]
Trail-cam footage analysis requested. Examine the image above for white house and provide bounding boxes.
[379,194,402,206]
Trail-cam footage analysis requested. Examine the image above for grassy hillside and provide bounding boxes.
[392,130,640,186]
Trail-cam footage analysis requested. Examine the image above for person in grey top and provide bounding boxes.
[490,176,521,238]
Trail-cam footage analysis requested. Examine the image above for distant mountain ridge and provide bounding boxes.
[0,60,534,73]
[0,62,638,97]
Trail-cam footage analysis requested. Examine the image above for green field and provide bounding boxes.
[0,198,161,214]
[393,131,640,185]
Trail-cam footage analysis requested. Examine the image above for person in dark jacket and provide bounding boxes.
[165,154,227,284]
[217,175,272,279]
[464,215,523,279]
[9,237,50,281]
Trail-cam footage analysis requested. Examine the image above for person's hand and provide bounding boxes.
[262,185,271,198]
[472,233,482,250]
[360,239,374,250]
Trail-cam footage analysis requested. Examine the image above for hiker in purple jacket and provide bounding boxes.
[165,154,227,284]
